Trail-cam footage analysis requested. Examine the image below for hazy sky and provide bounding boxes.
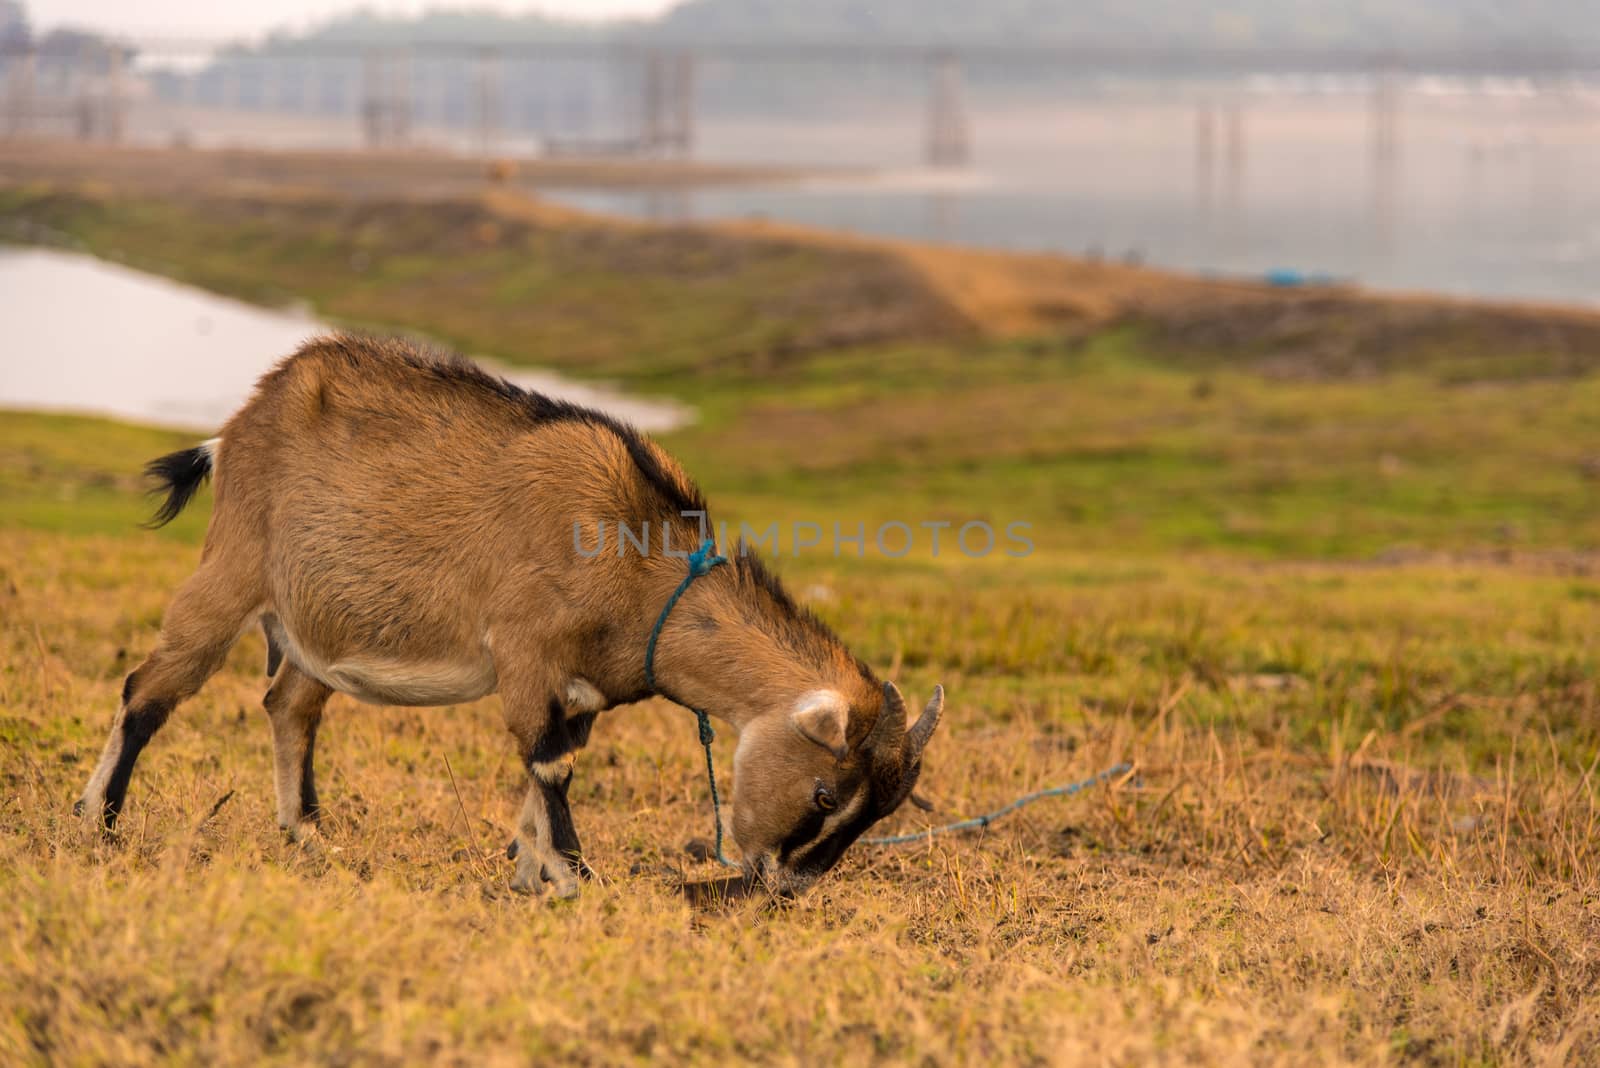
[26,1,682,38]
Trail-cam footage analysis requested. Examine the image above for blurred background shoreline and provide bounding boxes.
[5,0,1599,307]
[7,129,1600,438]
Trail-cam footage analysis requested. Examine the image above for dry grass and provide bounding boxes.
[4,519,1599,1065]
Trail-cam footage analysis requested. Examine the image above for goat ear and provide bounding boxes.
[791,691,850,761]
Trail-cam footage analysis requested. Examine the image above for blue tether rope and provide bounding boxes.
[645,538,739,869]
[863,761,1132,846]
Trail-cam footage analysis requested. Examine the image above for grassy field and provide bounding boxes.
[3,163,1600,1064]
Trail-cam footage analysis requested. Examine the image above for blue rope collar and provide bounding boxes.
[644,537,738,868]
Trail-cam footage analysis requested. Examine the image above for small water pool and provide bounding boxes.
[0,246,686,432]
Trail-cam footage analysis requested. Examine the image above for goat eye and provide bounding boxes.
[814,787,836,811]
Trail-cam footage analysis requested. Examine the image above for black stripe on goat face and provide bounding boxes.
[731,696,921,894]
[778,759,923,886]
[779,790,881,883]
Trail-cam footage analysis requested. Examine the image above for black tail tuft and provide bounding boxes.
[143,445,214,528]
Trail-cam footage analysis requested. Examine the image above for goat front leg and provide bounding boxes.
[502,679,603,898]
[78,558,261,829]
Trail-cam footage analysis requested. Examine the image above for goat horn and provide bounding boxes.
[906,684,944,762]
[868,680,908,751]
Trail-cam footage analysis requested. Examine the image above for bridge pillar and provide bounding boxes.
[393,47,412,143]
[1193,99,1215,203]
[1224,99,1245,183]
[1369,67,1400,254]
[641,50,663,151]
[475,47,501,156]
[3,45,35,138]
[219,61,240,115]
[105,43,126,143]
[361,47,414,149]
[256,54,275,114]
[639,49,695,157]
[925,51,970,167]
[1371,67,1400,164]
[670,52,695,156]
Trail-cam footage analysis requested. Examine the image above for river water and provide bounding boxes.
[81,76,1600,307]
[551,85,1600,307]
[0,246,687,431]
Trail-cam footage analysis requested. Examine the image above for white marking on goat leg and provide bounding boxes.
[510,790,550,894]
[77,697,138,823]
[564,677,605,713]
[511,777,579,899]
[271,746,306,835]
[531,753,575,786]
[77,712,124,822]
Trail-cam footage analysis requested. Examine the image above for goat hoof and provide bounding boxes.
[543,865,581,901]
[73,797,116,835]
[279,821,324,852]
[508,868,579,899]
[510,845,580,898]
[509,855,552,895]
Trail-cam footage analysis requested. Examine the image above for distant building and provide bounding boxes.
[0,0,30,47]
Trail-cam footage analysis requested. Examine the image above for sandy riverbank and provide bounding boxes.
[0,139,839,201]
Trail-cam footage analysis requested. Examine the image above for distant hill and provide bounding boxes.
[154,0,1600,132]
[650,0,1600,51]
[259,10,603,49]
[212,0,1600,55]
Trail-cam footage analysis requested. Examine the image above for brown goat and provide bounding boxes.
[75,334,943,897]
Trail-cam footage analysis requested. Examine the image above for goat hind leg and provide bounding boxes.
[77,560,261,829]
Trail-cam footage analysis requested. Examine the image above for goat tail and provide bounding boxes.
[143,437,219,528]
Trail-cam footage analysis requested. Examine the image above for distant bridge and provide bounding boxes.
[92,36,1600,72]
[3,35,1599,165]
